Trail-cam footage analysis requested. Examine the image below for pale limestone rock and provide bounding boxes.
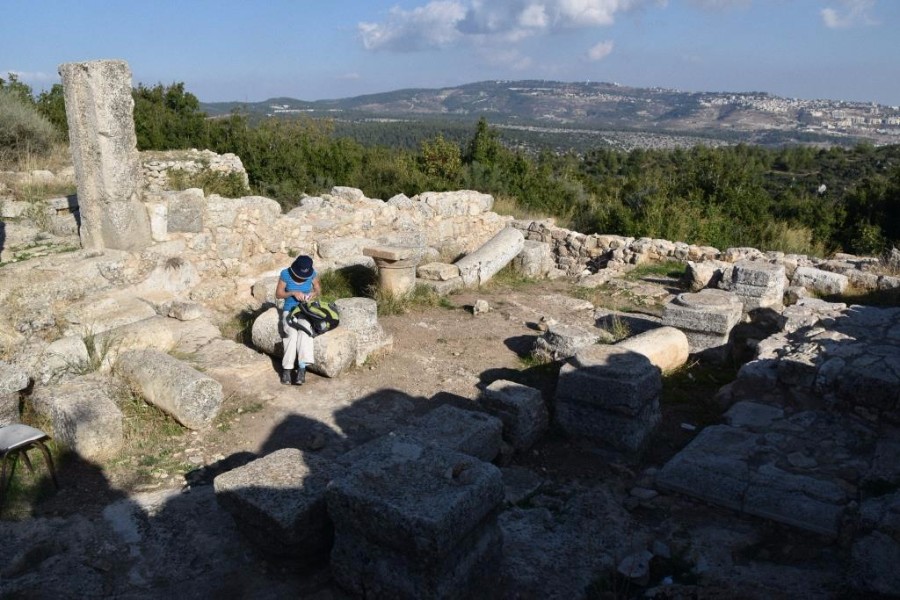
[59,60,151,251]
[617,326,689,373]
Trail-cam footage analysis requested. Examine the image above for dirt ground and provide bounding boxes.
[23,275,697,516]
[4,272,859,599]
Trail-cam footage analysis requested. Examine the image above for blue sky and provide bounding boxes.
[2,0,898,105]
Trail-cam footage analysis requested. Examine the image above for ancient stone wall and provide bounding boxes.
[141,149,249,193]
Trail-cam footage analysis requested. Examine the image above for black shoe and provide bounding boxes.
[292,368,306,386]
[280,369,293,385]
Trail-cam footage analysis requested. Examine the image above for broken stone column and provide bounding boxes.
[250,306,361,378]
[59,59,151,251]
[616,326,689,373]
[455,227,525,286]
[662,289,743,360]
[327,437,504,599]
[115,349,223,429]
[555,345,662,453]
[363,245,425,296]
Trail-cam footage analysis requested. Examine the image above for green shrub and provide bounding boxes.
[166,168,248,198]
[0,89,58,165]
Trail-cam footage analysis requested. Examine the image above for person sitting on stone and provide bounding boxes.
[275,255,321,385]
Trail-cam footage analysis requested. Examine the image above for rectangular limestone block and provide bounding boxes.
[29,375,124,460]
[554,346,661,417]
[167,188,205,233]
[400,404,503,462]
[327,438,504,559]
[481,380,548,451]
[555,398,660,453]
[417,262,461,281]
[663,289,744,336]
[417,276,464,295]
[331,517,502,600]
[363,245,421,261]
[213,448,346,556]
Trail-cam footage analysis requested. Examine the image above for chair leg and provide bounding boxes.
[0,453,18,514]
[36,441,59,489]
[21,449,35,474]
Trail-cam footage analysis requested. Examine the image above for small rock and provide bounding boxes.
[537,316,557,332]
[617,550,653,585]
[652,540,672,559]
[473,299,490,316]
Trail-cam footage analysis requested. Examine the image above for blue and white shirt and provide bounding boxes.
[280,268,317,313]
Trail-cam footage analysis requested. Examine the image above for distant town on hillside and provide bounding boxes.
[201,80,900,151]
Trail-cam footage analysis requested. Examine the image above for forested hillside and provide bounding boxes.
[4,78,898,256]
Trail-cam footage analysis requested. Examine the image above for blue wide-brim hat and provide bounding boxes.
[289,255,313,281]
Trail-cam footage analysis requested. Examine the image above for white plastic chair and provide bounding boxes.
[0,424,58,512]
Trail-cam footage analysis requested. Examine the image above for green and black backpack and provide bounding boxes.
[286,301,340,337]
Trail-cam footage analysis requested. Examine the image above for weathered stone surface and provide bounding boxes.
[417,262,460,281]
[317,237,372,260]
[617,326,689,373]
[556,346,661,417]
[0,360,29,395]
[166,188,205,233]
[59,60,151,251]
[327,438,503,599]
[555,345,662,452]
[33,336,90,385]
[658,422,852,537]
[663,289,743,357]
[400,404,503,462]
[532,323,600,362]
[213,448,346,557]
[94,316,220,369]
[481,380,548,451]
[253,309,357,377]
[417,190,494,217]
[63,290,159,337]
[455,227,525,286]
[792,266,849,295]
[852,532,900,596]
[116,349,223,429]
[29,375,124,460]
[720,260,786,311]
[334,298,393,365]
[513,240,553,278]
[362,245,424,262]
[723,401,784,431]
[417,276,464,295]
[167,301,205,321]
[683,259,729,291]
[0,359,27,425]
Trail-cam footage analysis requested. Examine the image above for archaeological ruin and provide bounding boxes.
[1,59,899,598]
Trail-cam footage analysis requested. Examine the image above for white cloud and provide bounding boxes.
[359,1,467,52]
[821,0,878,29]
[587,40,615,61]
[361,0,659,52]
[686,0,749,9]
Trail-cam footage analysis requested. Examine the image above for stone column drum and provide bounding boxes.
[59,59,152,251]
[363,245,425,296]
[663,289,743,360]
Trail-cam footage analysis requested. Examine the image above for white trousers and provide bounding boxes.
[281,311,315,370]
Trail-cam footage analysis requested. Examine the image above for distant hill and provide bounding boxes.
[201,80,900,149]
